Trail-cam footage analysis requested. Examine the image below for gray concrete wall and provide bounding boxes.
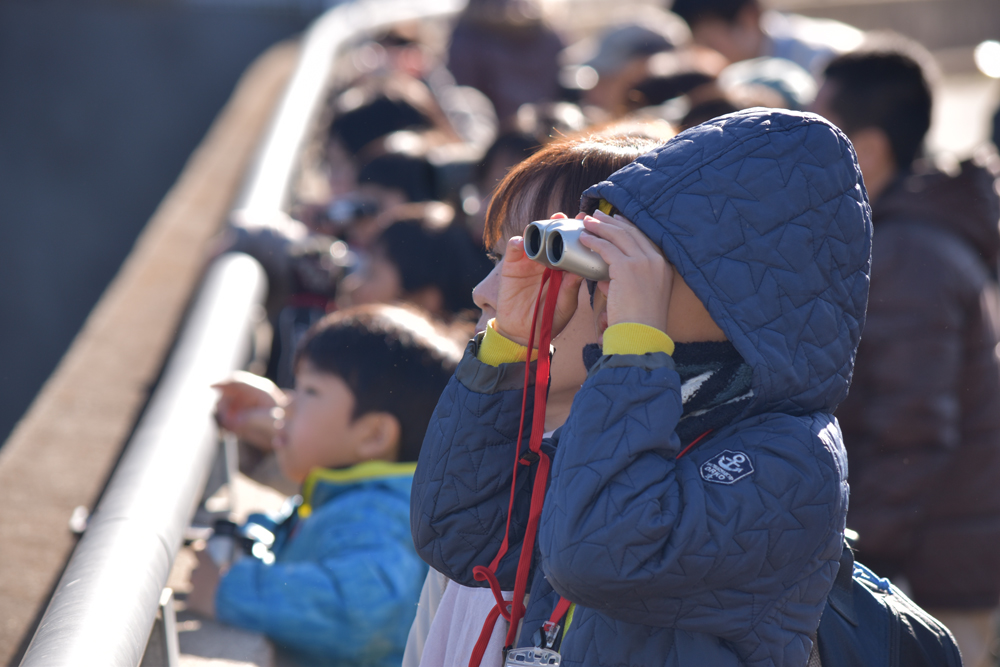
[0,1,315,446]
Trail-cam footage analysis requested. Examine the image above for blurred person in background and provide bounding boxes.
[813,34,1000,667]
[463,101,589,244]
[671,0,863,77]
[447,0,564,128]
[993,103,1000,156]
[618,44,728,118]
[348,142,440,242]
[622,47,816,131]
[226,74,452,314]
[715,55,816,109]
[261,131,447,390]
[337,201,491,321]
[318,72,458,204]
[560,8,690,119]
[350,23,501,158]
[677,55,818,129]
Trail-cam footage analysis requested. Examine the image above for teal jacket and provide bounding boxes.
[216,461,427,667]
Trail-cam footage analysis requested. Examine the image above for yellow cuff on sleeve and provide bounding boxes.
[477,319,539,367]
[602,323,675,356]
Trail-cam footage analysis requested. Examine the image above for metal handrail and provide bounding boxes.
[18,0,464,665]
[237,0,466,214]
[18,253,266,667]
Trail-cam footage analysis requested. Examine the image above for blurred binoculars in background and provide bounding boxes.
[524,218,610,281]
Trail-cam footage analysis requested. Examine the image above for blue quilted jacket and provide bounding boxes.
[411,109,871,666]
[216,461,427,667]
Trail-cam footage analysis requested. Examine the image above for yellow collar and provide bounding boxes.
[298,460,417,518]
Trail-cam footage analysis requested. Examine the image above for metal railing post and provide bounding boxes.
[139,589,180,667]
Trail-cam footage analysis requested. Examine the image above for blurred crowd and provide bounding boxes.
[193,1,1000,666]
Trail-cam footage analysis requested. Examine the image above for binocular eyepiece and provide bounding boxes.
[523,219,610,281]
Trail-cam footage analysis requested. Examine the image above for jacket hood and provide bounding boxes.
[874,155,1000,269]
[583,108,872,416]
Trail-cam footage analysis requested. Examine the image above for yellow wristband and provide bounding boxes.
[602,323,675,356]
[477,319,539,367]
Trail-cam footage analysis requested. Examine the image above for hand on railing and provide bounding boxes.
[212,371,288,452]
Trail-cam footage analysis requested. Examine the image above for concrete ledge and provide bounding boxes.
[0,39,298,666]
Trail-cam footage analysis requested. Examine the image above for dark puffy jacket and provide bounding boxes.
[412,109,872,666]
[836,156,1000,609]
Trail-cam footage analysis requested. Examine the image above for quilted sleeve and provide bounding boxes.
[216,491,425,663]
[411,342,540,588]
[539,355,847,633]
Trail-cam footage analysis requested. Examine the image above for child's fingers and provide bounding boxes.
[579,231,628,269]
[552,271,583,314]
[583,215,645,258]
[558,271,584,298]
[591,211,667,262]
[591,210,634,230]
[590,211,652,250]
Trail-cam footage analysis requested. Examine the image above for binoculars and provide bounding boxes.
[523,219,610,281]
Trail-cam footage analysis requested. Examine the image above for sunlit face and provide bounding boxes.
[273,360,364,484]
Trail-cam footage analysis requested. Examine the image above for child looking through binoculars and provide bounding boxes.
[410,109,872,667]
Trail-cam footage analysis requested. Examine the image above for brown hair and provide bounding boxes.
[482,121,676,248]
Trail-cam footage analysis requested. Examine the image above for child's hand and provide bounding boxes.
[580,211,674,332]
[212,371,287,452]
[494,214,584,347]
[187,548,221,619]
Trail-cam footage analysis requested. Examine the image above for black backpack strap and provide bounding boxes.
[826,542,858,626]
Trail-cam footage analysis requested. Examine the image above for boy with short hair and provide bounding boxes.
[411,108,871,665]
[190,304,462,667]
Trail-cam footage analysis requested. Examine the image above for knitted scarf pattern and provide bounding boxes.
[582,340,754,445]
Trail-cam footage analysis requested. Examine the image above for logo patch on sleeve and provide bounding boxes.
[700,450,754,485]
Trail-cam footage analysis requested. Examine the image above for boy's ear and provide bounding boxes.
[353,412,402,462]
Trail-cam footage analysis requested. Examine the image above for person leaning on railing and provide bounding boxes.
[190,304,462,667]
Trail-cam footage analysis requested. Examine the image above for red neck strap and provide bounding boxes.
[469,269,561,666]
